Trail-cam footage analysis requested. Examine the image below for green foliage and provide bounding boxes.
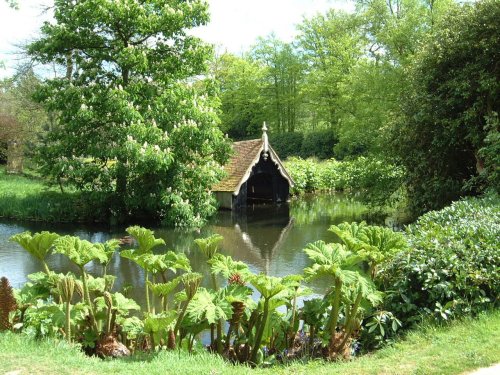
[28,0,231,227]
[0,69,48,170]
[53,236,107,268]
[285,157,404,208]
[148,277,182,299]
[250,274,290,301]
[270,132,304,159]
[126,226,165,254]
[194,234,224,260]
[284,157,322,194]
[270,130,337,160]
[94,239,120,276]
[301,130,338,160]
[298,9,363,128]
[209,253,251,280]
[186,288,232,325]
[302,222,406,357]
[330,222,407,275]
[479,113,500,190]
[392,0,500,215]
[9,231,59,270]
[143,311,177,347]
[8,198,496,364]
[381,195,500,324]
[214,53,267,139]
[251,35,304,133]
[303,241,361,282]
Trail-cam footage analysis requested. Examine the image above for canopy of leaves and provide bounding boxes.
[392,0,500,214]
[208,253,251,280]
[93,239,120,265]
[330,222,407,265]
[148,276,182,298]
[28,0,231,226]
[250,274,291,300]
[143,311,177,334]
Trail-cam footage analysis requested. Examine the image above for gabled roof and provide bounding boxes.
[212,137,294,195]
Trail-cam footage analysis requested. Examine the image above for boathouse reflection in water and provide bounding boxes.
[213,203,293,275]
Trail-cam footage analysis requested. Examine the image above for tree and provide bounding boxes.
[0,69,48,172]
[213,53,267,139]
[332,0,455,159]
[251,35,304,133]
[393,0,500,214]
[355,0,455,65]
[28,0,231,226]
[297,10,363,129]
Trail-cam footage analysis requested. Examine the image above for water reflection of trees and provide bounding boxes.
[1,193,386,305]
[290,194,368,226]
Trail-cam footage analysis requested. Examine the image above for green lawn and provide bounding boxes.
[0,166,104,223]
[1,310,499,375]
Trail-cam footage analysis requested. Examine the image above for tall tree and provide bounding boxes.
[297,10,363,129]
[393,0,500,214]
[28,0,230,226]
[251,35,304,133]
[0,69,47,172]
[213,53,267,139]
[332,0,454,158]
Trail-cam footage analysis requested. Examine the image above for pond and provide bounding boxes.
[0,194,392,305]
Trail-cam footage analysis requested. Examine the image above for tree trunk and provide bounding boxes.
[6,140,23,174]
[113,160,128,222]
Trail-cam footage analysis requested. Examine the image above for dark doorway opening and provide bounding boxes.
[247,173,273,202]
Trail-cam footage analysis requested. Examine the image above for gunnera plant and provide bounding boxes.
[0,277,17,331]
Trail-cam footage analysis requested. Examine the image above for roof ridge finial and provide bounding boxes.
[262,122,269,160]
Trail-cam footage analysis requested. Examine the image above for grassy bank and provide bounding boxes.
[1,310,499,375]
[0,167,105,223]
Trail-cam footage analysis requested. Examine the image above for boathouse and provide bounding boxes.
[213,124,294,210]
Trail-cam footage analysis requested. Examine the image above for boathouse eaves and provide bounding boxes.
[212,139,294,196]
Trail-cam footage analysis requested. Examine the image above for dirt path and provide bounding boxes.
[465,363,500,374]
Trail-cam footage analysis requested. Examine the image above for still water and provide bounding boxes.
[0,194,389,303]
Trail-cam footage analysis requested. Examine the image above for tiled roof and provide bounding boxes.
[213,139,263,192]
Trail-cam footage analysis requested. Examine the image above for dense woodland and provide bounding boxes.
[0,0,498,224]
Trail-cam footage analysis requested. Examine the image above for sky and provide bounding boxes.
[0,0,353,78]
